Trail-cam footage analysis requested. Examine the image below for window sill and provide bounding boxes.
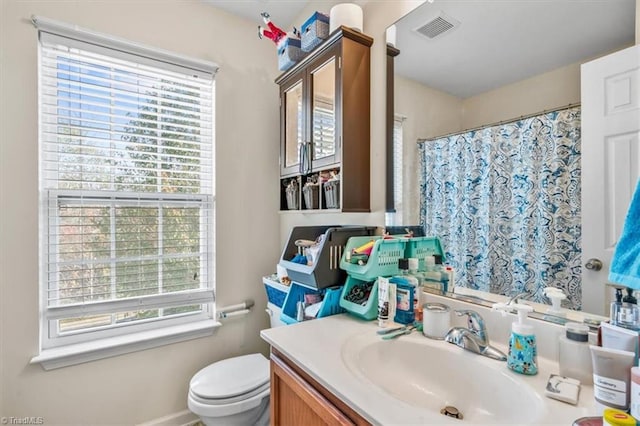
[30,319,221,370]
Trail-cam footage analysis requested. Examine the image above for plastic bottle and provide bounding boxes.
[612,287,640,330]
[407,258,424,321]
[558,322,592,384]
[390,258,416,325]
[543,287,567,324]
[493,302,538,375]
[422,255,449,294]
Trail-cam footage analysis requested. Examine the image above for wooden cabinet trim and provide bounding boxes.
[271,349,371,426]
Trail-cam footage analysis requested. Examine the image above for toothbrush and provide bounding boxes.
[381,326,415,340]
[376,325,407,335]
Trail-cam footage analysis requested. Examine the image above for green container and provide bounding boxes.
[405,236,445,270]
[339,276,378,320]
[340,236,408,281]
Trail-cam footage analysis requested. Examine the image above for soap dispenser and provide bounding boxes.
[612,287,640,330]
[494,302,538,375]
[543,287,567,324]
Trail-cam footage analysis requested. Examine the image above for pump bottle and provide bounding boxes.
[493,302,538,375]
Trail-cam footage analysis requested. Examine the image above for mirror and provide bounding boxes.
[387,0,636,323]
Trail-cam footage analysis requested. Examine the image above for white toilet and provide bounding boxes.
[188,353,270,426]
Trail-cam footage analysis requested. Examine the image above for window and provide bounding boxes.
[36,17,217,352]
[385,115,405,226]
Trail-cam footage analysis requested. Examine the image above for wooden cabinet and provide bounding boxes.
[270,350,370,426]
[277,27,372,212]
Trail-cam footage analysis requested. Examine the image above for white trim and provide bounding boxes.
[32,15,218,76]
[31,319,221,370]
[136,410,199,426]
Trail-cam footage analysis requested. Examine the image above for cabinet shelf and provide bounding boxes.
[277,26,372,213]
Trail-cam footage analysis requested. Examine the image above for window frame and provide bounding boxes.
[33,16,219,362]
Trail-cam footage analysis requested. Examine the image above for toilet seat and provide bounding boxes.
[188,353,271,419]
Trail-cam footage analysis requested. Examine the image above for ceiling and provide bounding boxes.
[203,0,367,29]
[393,0,636,98]
[203,0,636,99]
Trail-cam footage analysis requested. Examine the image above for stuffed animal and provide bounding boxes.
[258,12,300,46]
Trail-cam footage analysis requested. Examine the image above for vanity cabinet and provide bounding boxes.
[270,350,370,426]
[277,26,372,212]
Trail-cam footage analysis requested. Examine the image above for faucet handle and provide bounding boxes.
[454,309,488,343]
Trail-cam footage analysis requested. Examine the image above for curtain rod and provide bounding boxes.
[417,102,581,144]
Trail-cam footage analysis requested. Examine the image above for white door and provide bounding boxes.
[581,44,640,316]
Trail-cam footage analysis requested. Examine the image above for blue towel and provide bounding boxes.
[609,179,640,289]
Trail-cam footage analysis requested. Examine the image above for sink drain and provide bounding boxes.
[441,406,463,420]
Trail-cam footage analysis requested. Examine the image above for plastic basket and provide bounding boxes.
[280,283,345,324]
[323,180,340,209]
[263,275,290,308]
[279,225,376,289]
[339,276,378,320]
[301,12,330,52]
[340,236,408,281]
[278,37,305,72]
[405,236,445,270]
[303,184,319,209]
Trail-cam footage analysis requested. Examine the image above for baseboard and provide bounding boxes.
[136,409,199,426]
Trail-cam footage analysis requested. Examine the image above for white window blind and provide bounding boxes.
[37,20,216,348]
[312,97,335,158]
[386,116,405,226]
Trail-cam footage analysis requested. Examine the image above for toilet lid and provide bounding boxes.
[190,353,269,400]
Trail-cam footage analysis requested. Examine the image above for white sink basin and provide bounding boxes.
[342,336,545,424]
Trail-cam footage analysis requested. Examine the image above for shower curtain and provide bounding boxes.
[419,106,582,309]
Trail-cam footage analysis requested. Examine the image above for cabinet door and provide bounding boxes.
[280,74,305,177]
[270,355,355,426]
[309,49,340,171]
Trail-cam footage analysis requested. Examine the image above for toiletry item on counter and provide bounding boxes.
[611,288,640,331]
[407,258,424,321]
[624,288,638,305]
[388,281,397,321]
[590,345,635,412]
[600,322,639,363]
[630,366,640,420]
[493,302,538,375]
[559,322,593,384]
[543,287,567,323]
[545,374,581,405]
[391,275,415,325]
[603,408,637,426]
[422,302,451,339]
[391,259,418,324]
[377,277,389,328]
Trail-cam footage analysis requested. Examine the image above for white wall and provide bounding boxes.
[394,76,462,225]
[0,1,281,423]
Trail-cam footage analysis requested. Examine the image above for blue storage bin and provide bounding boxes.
[301,12,330,52]
[280,283,345,324]
[278,37,305,71]
[339,276,378,320]
[263,275,290,308]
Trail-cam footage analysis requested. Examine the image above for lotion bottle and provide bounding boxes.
[494,302,538,375]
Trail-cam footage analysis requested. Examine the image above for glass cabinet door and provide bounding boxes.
[310,57,338,168]
[282,79,304,176]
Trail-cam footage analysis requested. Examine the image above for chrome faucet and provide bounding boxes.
[444,309,507,361]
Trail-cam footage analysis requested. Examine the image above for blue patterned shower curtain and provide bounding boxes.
[419,106,582,309]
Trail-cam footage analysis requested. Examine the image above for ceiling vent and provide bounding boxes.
[414,12,460,40]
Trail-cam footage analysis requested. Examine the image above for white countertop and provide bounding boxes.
[260,314,599,425]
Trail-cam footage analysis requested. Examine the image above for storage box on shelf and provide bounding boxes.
[284,178,300,210]
[301,12,330,52]
[279,225,376,289]
[339,276,378,320]
[340,236,408,281]
[323,180,340,209]
[405,236,445,270]
[302,184,320,209]
[280,283,344,324]
[278,37,305,71]
[264,275,291,308]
